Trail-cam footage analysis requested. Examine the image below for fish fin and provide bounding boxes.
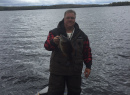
[62,53,67,57]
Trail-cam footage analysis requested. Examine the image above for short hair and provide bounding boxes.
[64,10,76,17]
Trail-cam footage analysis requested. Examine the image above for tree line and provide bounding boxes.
[0,1,130,11]
[109,1,130,6]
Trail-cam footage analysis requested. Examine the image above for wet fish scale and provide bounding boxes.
[59,35,73,59]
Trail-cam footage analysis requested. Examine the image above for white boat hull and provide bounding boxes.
[36,86,67,95]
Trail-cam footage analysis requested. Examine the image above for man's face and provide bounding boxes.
[64,13,76,29]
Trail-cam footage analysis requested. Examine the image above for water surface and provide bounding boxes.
[0,6,130,95]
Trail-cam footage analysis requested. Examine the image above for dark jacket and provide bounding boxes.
[44,19,92,75]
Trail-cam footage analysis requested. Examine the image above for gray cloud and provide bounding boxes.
[0,0,24,6]
[0,0,129,6]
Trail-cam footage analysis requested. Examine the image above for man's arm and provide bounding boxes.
[83,37,92,79]
[44,32,59,51]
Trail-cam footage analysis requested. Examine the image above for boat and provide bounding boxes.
[35,85,67,95]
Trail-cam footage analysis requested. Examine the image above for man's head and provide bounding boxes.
[64,10,76,29]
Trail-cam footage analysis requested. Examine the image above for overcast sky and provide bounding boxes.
[0,0,129,6]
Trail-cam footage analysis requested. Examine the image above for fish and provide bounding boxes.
[59,35,73,60]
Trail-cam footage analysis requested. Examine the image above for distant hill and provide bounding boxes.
[108,1,130,6]
[0,4,103,11]
[0,1,130,11]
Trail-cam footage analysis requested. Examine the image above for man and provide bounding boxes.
[44,10,92,95]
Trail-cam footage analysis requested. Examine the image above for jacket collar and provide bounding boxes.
[57,19,81,38]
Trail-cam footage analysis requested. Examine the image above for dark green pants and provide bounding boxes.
[48,73,81,95]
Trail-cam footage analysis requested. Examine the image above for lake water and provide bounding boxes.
[0,6,130,95]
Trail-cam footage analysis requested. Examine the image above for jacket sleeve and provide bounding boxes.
[44,32,58,51]
[83,37,92,69]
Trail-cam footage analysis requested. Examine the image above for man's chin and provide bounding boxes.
[67,25,74,28]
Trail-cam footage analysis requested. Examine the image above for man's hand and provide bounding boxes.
[84,68,91,79]
[53,35,60,45]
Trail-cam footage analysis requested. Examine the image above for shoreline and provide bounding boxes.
[0,2,130,11]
